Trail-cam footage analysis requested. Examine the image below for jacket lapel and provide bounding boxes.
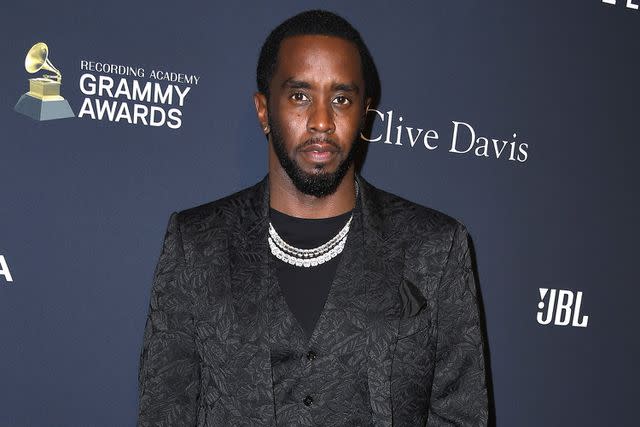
[227,177,276,425]
[358,176,405,427]
[307,196,367,352]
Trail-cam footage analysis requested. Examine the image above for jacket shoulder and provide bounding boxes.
[364,179,463,237]
[174,180,264,234]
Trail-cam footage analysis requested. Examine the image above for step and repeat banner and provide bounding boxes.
[1,1,638,426]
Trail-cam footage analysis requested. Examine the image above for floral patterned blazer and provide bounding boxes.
[137,175,488,426]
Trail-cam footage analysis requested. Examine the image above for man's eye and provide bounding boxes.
[291,93,309,102]
[333,96,350,105]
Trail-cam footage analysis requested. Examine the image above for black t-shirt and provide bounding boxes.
[269,207,353,340]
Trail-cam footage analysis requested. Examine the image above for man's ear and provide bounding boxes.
[254,92,270,135]
[365,97,372,113]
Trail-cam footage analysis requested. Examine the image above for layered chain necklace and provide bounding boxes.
[268,182,359,268]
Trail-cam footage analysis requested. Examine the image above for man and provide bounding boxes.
[138,9,488,427]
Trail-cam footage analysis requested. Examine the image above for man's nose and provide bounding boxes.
[307,102,335,134]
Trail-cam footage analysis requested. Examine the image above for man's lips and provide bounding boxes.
[300,142,339,153]
[299,142,339,163]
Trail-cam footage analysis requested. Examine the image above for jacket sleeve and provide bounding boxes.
[137,212,200,426]
[427,223,488,426]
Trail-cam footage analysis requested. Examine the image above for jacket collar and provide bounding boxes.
[238,174,388,238]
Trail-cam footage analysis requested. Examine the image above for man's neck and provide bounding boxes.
[269,167,357,219]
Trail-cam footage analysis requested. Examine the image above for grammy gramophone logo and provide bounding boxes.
[14,42,74,121]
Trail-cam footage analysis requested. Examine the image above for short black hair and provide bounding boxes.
[256,9,379,103]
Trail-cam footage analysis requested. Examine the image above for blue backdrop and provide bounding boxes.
[1,1,638,425]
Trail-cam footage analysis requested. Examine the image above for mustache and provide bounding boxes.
[298,137,339,150]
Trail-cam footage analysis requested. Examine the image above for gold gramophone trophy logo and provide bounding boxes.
[14,42,74,121]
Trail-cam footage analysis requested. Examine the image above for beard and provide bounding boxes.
[268,116,361,198]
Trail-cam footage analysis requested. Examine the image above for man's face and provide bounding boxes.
[255,34,369,197]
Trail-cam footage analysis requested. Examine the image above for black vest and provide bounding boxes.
[267,204,373,426]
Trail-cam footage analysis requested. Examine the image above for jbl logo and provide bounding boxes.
[536,288,589,328]
[602,0,639,10]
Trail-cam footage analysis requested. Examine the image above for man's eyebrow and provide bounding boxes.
[333,82,360,93]
[282,78,311,89]
[281,78,360,94]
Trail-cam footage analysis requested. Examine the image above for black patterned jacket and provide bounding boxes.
[137,175,488,426]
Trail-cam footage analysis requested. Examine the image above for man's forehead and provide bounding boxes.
[274,34,363,81]
[278,34,360,61]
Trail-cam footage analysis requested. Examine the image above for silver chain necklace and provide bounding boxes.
[269,182,359,268]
